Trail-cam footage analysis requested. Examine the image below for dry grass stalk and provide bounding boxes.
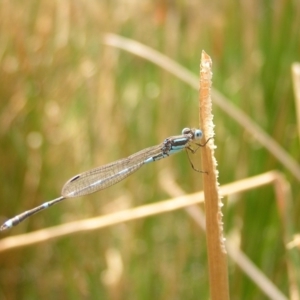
[199,51,230,299]
[0,171,286,254]
[291,63,300,140]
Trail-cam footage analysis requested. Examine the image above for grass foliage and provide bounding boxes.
[0,1,299,299]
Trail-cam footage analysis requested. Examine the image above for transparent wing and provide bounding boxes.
[62,144,164,198]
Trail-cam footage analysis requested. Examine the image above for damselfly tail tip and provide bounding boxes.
[0,225,8,231]
[0,220,12,231]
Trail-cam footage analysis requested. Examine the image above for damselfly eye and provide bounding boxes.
[182,128,191,135]
[194,129,203,140]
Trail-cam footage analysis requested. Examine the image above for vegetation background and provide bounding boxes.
[0,0,299,299]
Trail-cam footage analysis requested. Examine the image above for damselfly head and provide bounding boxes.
[194,129,203,140]
[181,128,203,140]
[181,127,192,135]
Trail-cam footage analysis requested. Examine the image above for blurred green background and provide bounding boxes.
[0,0,299,299]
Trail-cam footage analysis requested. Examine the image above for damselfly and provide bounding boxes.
[1,127,208,231]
